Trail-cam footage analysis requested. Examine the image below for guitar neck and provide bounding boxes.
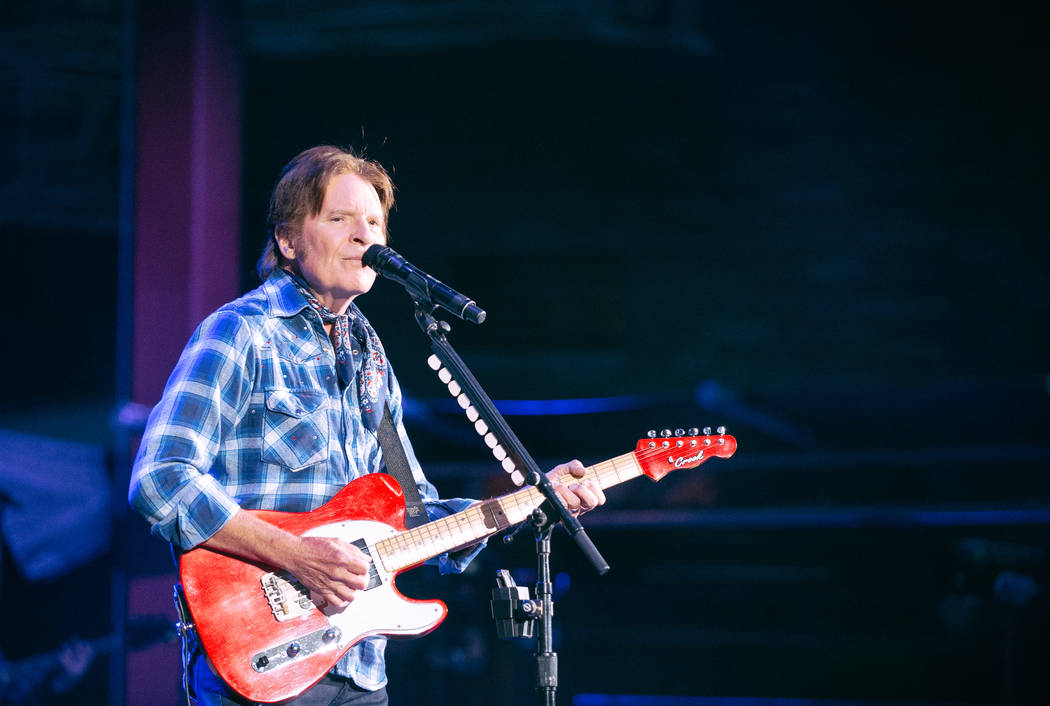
[374,452,643,573]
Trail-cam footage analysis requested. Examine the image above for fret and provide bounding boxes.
[608,453,642,485]
[500,490,537,526]
[480,499,512,532]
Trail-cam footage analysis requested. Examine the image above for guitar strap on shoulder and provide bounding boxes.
[376,402,429,528]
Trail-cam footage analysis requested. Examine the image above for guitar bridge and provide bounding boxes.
[261,571,315,622]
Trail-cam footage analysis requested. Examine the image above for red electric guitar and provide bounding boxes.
[179,430,738,702]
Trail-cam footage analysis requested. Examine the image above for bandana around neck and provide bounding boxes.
[285,270,388,432]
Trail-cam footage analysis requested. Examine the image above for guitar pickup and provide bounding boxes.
[350,539,382,591]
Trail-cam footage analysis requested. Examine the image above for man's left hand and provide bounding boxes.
[547,460,606,516]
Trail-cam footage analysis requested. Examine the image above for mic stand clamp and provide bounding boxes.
[490,568,538,640]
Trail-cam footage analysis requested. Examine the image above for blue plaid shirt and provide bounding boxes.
[129,269,482,690]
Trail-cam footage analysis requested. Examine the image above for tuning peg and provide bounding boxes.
[646,430,657,438]
[702,426,712,435]
[716,425,727,435]
[688,427,699,436]
[660,429,672,438]
[674,428,685,437]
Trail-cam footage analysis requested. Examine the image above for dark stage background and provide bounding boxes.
[1,1,1048,705]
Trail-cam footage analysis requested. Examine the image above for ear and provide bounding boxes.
[274,227,296,260]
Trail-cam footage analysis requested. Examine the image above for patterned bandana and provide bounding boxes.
[287,271,388,432]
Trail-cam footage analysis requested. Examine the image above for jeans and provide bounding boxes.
[190,652,388,706]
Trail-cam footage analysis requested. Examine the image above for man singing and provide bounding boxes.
[129,145,604,705]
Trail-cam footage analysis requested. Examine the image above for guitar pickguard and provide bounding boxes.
[301,520,446,639]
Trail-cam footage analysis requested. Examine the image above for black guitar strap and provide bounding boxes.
[376,402,428,528]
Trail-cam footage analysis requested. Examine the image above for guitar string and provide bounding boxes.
[370,438,733,573]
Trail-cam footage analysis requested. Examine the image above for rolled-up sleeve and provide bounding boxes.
[128,310,254,550]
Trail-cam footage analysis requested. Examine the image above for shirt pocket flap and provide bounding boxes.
[265,388,327,418]
[267,327,325,365]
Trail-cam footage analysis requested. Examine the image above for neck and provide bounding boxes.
[283,267,355,315]
[371,451,644,574]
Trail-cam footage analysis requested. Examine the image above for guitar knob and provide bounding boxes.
[688,427,699,436]
[287,642,301,658]
[646,430,657,438]
[660,429,672,438]
[674,428,685,437]
[702,427,712,435]
[323,628,339,643]
[716,425,727,435]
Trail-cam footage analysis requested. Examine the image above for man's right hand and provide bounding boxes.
[201,509,371,611]
[286,536,371,610]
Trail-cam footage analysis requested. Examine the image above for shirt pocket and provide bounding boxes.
[260,388,329,471]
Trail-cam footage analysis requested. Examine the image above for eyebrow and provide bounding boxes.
[326,207,383,221]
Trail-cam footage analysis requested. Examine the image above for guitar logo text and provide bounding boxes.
[672,451,703,468]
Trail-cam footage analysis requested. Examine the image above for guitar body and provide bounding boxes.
[179,473,447,703]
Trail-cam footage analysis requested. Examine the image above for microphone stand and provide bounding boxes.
[409,301,609,705]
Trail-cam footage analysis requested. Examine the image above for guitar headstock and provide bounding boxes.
[633,427,738,481]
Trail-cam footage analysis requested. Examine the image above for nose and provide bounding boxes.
[350,217,383,246]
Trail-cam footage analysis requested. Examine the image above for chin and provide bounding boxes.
[347,275,377,299]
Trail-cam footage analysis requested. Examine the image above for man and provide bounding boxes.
[129,145,604,705]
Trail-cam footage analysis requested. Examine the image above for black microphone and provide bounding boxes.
[363,245,487,324]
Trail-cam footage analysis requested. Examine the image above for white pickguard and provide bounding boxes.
[301,519,445,646]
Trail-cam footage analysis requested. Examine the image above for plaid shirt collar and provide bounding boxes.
[262,267,369,326]
[262,268,312,319]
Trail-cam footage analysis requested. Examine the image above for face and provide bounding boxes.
[278,172,386,313]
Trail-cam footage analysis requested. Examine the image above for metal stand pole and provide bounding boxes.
[532,510,558,706]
